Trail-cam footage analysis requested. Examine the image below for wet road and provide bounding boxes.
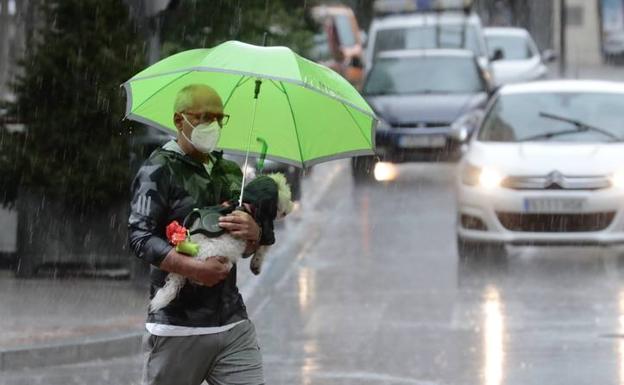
[5,162,624,384]
[257,162,624,385]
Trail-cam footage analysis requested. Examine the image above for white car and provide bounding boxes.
[484,27,553,85]
[365,11,490,73]
[456,80,624,259]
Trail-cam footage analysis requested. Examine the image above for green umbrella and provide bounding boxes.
[122,40,377,204]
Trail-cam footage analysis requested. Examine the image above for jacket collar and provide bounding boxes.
[161,140,224,171]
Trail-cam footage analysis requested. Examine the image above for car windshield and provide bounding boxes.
[363,55,486,95]
[373,24,483,58]
[478,92,624,142]
[486,34,535,60]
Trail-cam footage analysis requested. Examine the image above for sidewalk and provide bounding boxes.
[0,270,147,371]
[549,61,624,81]
[0,160,346,371]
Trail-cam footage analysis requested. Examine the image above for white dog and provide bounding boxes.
[150,173,294,312]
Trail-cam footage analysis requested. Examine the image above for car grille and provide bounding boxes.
[502,174,610,190]
[496,212,616,232]
[393,122,449,129]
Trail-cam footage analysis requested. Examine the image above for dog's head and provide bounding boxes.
[241,173,294,246]
[243,172,294,222]
[266,172,294,220]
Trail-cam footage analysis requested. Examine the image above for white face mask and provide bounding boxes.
[181,114,221,154]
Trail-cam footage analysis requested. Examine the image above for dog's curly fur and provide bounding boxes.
[149,173,293,312]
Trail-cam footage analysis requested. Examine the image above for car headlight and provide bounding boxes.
[243,164,256,181]
[611,170,624,188]
[451,110,484,142]
[462,164,504,189]
[375,118,391,132]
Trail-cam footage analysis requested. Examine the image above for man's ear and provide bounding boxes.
[173,113,183,131]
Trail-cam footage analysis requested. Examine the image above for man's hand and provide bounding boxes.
[192,257,232,286]
[219,210,260,242]
[160,249,231,287]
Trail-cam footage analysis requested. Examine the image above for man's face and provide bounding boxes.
[174,88,226,139]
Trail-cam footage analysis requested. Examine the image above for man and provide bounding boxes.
[129,84,265,385]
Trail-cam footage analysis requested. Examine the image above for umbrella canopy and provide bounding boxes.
[122,40,377,168]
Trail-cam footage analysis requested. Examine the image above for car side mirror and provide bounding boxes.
[541,49,557,63]
[491,48,504,62]
[449,126,468,142]
[450,110,484,143]
[487,83,501,97]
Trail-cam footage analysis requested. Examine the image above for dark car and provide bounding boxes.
[352,49,492,181]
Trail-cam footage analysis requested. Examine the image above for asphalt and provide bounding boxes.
[0,160,344,371]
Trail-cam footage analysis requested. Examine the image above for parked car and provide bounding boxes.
[352,49,492,182]
[309,4,365,88]
[365,9,491,74]
[484,27,555,85]
[456,80,624,260]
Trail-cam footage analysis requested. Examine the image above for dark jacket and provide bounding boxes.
[128,141,248,327]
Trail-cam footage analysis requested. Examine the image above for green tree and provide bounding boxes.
[160,0,315,58]
[0,0,145,212]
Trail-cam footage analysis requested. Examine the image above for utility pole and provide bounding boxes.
[559,0,566,77]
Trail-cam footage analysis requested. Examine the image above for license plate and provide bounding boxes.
[523,198,586,213]
[398,135,446,148]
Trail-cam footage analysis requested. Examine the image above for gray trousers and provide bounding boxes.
[142,320,264,385]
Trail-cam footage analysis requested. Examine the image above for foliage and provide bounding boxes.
[160,0,316,58]
[1,0,145,211]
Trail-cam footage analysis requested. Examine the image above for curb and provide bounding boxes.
[0,161,347,372]
[0,332,143,371]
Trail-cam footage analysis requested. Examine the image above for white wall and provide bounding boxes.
[553,0,602,71]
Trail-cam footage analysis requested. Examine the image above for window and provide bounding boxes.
[364,56,485,95]
[374,24,483,58]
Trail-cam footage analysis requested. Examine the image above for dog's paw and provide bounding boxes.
[250,262,261,275]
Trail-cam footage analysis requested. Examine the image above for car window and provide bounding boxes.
[363,56,486,95]
[486,34,535,60]
[334,14,357,47]
[373,24,483,58]
[478,92,624,142]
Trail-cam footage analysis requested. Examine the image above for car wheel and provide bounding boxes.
[351,156,376,183]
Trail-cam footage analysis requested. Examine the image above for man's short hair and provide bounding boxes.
[174,84,218,113]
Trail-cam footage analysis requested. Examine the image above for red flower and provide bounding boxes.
[166,221,188,246]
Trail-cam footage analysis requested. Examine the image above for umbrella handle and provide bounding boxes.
[254,79,262,99]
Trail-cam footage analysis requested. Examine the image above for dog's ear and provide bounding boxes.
[267,173,292,198]
[266,173,294,217]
